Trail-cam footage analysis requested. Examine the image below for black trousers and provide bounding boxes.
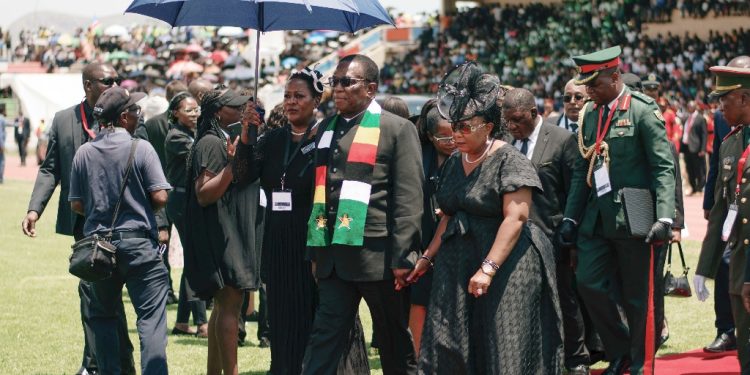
[556,249,590,368]
[683,150,706,193]
[74,218,135,374]
[302,273,416,375]
[715,259,736,335]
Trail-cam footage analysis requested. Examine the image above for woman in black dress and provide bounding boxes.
[184,88,260,375]
[234,68,368,375]
[407,98,456,355]
[164,92,208,338]
[409,63,563,374]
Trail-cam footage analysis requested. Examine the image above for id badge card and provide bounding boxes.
[722,203,739,241]
[272,189,293,211]
[593,158,612,197]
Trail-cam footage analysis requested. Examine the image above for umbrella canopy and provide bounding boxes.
[166,60,204,77]
[126,0,393,33]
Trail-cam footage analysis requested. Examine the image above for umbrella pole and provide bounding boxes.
[254,30,260,98]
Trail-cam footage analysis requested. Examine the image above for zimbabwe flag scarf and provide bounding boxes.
[307,101,382,247]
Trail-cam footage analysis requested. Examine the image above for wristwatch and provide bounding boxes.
[480,259,499,277]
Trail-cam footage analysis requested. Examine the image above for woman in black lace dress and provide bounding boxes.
[234,68,369,375]
[409,63,563,374]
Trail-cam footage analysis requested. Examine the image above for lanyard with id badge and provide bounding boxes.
[593,99,618,197]
[722,144,750,241]
[273,124,315,211]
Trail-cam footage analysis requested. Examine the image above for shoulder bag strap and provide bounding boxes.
[676,241,689,272]
[666,241,673,271]
[107,139,139,235]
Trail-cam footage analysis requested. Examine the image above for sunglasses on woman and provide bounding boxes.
[327,76,368,88]
[451,121,488,134]
[432,135,455,144]
[563,93,585,103]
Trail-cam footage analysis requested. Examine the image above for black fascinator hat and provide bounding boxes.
[437,62,501,123]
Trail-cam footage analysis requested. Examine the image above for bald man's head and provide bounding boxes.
[82,62,118,107]
[188,79,214,104]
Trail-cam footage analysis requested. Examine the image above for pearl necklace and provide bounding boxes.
[464,139,494,164]
[290,121,319,136]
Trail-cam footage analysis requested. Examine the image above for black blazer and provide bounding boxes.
[684,112,707,154]
[27,103,88,236]
[528,122,579,239]
[310,109,424,282]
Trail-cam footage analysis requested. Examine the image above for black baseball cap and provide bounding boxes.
[94,87,146,123]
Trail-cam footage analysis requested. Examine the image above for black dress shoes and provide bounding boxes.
[566,364,590,375]
[601,357,631,375]
[704,332,737,353]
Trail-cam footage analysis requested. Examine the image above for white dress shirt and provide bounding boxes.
[514,116,543,159]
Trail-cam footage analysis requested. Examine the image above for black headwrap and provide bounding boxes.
[437,61,501,123]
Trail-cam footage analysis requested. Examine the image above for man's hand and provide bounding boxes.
[393,268,411,291]
[21,211,39,237]
[704,209,710,220]
[645,221,672,244]
[158,228,170,244]
[468,269,492,298]
[568,248,578,269]
[694,275,710,302]
[743,284,750,313]
[555,220,577,250]
[671,229,682,243]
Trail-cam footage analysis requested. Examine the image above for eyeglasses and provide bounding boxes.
[180,107,201,115]
[127,106,141,117]
[432,135,455,144]
[90,77,122,86]
[563,93,586,103]
[451,121,488,134]
[327,76,368,88]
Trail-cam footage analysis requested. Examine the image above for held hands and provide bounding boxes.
[393,268,411,291]
[158,228,170,244]
[469,269,492,298]
[693,275,710,302]
[645,221,673,244]
[21,211,39,237]
[406,257,432,285]
[555,220,577,250]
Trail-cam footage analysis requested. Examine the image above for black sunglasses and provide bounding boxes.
[563,94,585,103]
[90,77,122,86]
[327,76,368,88]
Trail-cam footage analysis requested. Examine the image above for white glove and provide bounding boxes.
[693,274,710,302]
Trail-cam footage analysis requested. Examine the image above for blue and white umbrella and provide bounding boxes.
[126,0,393,93]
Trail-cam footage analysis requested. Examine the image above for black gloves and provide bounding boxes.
[645,220,673,244]
[555,219,578,250]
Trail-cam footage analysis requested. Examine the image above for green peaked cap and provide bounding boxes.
[571,46,622,85]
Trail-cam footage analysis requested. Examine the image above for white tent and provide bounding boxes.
[0,73,84,149]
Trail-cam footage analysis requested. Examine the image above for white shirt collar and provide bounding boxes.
[514,116,544,159]
[607,86,627,110]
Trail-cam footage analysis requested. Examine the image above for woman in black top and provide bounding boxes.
[407,99,456,355]
[164,92,208,337]
[234,68,369,375]
[184,88,261,374]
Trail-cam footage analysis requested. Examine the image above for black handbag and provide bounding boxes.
[69,139,138,282]
[664,241,692,297]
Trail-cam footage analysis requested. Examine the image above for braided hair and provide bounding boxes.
[186,89,229,182]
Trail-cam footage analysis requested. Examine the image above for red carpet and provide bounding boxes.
[592,349,740,374]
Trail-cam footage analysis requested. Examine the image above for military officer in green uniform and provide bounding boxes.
[696,56,750,374]
[556,46,675,375]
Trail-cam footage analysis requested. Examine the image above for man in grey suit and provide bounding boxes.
[21,62,135,375]
[503,88,593,374]
[547,79,588,134]
[681,100,708,195]
[302,54,423,375]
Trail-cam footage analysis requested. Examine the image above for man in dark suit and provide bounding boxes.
[681,100,708,195]
[547,79,588,134]
[21,62,135,375]
[302,54,423,375]
[503,87,591,374]
[134,79,188,304]
[14,110,30,166]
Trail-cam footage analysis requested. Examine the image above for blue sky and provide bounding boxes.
[1,0,441,27]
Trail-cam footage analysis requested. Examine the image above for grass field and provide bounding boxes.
[0,179,724,374]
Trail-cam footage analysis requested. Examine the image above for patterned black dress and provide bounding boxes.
[419,144,564,374]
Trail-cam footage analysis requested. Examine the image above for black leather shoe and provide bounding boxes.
[566,364,590,375]
[601,357,630,375]
[259,337,271,348]
[704,332,737,353]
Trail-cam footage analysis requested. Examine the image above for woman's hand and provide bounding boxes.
[227,136,239,161]
[468,269,493,298]
[240,101,261,145]
[406,257,432,284]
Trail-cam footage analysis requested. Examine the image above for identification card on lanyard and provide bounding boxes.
[593,156,612,197]
[724,143,750,240]
[272,189,292,211]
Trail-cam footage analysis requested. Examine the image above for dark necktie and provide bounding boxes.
[601,105,610,128]
[570,122,578,133]
[519,138,529,156]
